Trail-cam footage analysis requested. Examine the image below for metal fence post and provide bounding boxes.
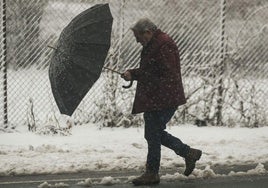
[1,0,8,127]
[216,0,226,126]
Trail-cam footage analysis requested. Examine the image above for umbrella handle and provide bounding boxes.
[122,80,133,89]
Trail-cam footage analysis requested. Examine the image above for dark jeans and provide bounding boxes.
[144,108,190,173]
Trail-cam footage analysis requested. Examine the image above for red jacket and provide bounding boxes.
[129,29,186,114]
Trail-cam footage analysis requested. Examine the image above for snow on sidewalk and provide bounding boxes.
[0,124,268,177]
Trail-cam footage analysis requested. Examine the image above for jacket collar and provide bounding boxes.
[147,29,162,47]
[143,29,163,50]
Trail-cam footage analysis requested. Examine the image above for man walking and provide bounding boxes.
[121,18,202,186]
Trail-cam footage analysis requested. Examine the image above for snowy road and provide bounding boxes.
[1,173,268,188]
[0,164,268,188]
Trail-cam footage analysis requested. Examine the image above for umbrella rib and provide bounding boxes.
[73,18,112,32]
[61,19,112,41]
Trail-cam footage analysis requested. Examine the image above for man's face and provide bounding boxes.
[133,30,153,47]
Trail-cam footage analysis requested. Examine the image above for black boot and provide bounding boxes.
[132,165,160,186]
[184,148,202,176]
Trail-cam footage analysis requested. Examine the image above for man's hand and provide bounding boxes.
[121,71,132,81]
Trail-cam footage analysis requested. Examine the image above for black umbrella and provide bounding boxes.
[49,4,113,116]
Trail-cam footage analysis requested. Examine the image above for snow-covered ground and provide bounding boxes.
[0,122,268,182]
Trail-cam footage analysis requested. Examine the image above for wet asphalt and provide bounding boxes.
[0,163,268,188]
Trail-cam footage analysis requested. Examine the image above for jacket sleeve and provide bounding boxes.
[127,41,180,81]
[127,68,142,81]
[128,59,159,82]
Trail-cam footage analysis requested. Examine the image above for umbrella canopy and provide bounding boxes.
[49,4,113,116]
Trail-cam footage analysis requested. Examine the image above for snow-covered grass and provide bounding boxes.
[0,123,267,178]
[7,67,268,129]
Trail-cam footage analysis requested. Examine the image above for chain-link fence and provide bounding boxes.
[1,0,268,129]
